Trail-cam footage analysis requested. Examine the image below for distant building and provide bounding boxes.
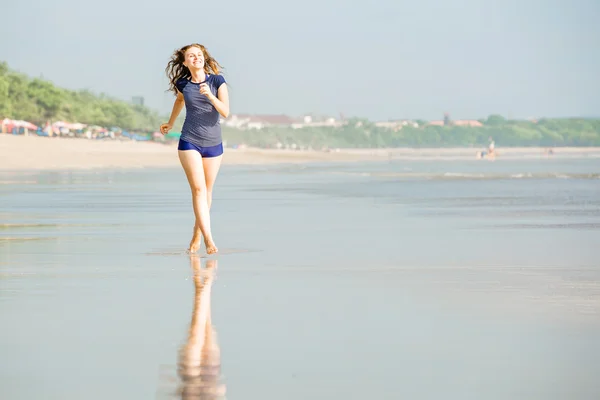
[131,96,145,106]
[453,120,483,127]
[374,120,419,130]
[291,114,342,129]
[223,113,342,130]
[223,114,297,130]
[427,113,483,127]
[443,112,451,126]
[426,120,445,126]
[426,119,483,127]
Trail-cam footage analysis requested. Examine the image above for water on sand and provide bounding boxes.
[1,157,600,399]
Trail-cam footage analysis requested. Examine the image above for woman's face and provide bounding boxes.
[183,46,205,70]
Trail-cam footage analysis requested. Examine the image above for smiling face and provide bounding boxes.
[183,45,205,71]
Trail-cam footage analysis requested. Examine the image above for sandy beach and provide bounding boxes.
[0,134,381,170]
[2,134,599,170]
[2,148,599,399]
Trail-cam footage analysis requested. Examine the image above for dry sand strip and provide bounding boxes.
[1,134,599,171]
[0,135,385,170]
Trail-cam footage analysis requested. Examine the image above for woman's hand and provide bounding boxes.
[160,123,172,135]
[199,83,215,101]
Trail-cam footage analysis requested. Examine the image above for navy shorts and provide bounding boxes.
[178,139,224,158]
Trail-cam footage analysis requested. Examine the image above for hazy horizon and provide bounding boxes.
[1,0,599,121]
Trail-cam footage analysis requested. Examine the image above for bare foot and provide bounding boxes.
[205,238,218,254]
[188,227,202,253]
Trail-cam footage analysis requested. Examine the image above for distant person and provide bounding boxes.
[486,137,497,159]
[160,43,230,254]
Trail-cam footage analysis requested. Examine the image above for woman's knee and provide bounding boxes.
[191,185,208,197]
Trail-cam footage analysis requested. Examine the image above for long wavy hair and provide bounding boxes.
[165,43,224,95]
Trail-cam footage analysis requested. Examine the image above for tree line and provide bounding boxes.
[2,61,599,147]
[223,116,600,148]
[0,62,162,131]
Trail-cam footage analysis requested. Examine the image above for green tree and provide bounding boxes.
[485,114,506,126]
[1,62,164,131]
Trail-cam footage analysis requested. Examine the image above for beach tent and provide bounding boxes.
[12,120,38,130]
[69,122,87,130]
[2,119,39,134]
[88,125,108,133]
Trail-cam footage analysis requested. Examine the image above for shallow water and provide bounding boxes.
[1,157,600,399]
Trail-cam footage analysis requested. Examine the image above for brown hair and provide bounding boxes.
[165,43,224,95]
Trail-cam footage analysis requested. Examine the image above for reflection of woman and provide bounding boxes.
[178,256,225,399]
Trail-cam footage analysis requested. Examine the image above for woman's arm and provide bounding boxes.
[160,91,185,134]
[168,91,185,125]
[202,84,230,118]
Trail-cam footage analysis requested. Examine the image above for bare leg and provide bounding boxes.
[199,154,223,250]
[178,150,218,254]
[191,154,223,246]
[203,154,223,211]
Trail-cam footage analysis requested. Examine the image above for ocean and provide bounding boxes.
[1,156,599,399]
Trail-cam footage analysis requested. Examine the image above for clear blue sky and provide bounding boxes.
[1,0,598,121]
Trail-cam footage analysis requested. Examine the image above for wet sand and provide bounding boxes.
[1,149,599,399]
[2,134,599,171]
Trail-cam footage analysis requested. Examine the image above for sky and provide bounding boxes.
[1,0,599,121]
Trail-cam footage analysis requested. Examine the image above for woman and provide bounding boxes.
[160,43,230,254]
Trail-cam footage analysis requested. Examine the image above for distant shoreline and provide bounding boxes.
[1,134,599,172]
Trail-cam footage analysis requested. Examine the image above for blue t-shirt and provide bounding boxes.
[176,74,226,147]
